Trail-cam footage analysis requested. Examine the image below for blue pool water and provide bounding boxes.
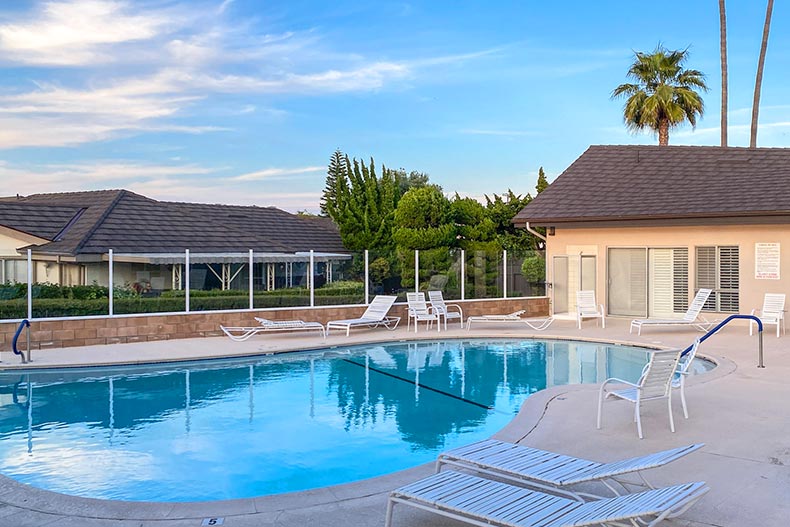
[0,339,683,502]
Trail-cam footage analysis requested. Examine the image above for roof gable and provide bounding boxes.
[514,145,790,224]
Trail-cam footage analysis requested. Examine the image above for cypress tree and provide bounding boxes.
[535,167,549,194]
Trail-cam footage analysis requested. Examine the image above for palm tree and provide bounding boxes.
[719,0,728,147]
[612,45,708,146]
[750,0,774,148]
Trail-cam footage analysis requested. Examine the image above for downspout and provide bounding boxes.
[525,222,549,301]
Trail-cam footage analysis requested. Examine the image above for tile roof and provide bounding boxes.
[0,202,83,239]
[0,190,346,256]
[514,145,790,224]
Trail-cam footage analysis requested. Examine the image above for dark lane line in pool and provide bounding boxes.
[341,359,493,410]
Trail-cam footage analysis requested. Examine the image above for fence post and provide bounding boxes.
[460,249,465,301]
[249,249,254,310]
[185,249,190,313]
[309,250,315,307]
[364,249,370,304]
[26,249,32,320]
[503,250,508,299]
[108,249,114,316]
[414,250,419,293]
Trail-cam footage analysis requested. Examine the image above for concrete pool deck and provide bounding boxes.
[0,317,787,526]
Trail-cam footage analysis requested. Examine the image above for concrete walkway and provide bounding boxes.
[0,317,787,526]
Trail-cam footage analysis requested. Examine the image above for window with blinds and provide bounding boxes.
[695,246,739,312]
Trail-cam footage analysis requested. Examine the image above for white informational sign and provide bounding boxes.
[755,243,780,280]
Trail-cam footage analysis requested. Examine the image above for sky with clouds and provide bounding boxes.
[1,0,789,211]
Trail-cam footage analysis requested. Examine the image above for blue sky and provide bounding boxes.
[1,1,789,212]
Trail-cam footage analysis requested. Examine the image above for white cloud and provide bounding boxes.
[0,160,323,211]
[232,166,326,182]
[0,0,177,66]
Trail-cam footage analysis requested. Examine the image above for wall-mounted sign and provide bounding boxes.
[755,243,780,280]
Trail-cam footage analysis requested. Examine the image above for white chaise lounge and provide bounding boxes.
[386,470,708,527]
[326,295,400,336]
[466,310,554,331]
[630,288,714,335]
[436,439,704,499]
[220,318,325,341]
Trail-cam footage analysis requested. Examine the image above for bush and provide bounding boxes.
[521,255,546,283]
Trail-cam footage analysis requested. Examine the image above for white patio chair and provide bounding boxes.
[750,293,786,338]
[436,438,704,499]
[576,290,605,329]
[326,295,401,336]
[597,349,683,439]
[630,288,714,335]
[428,290,463,329]
[406,292,440,333]
[386,470,708,527]
[220,318,325,340]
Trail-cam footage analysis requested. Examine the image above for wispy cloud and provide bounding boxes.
[232,166,326,182]
[0,0,179,66]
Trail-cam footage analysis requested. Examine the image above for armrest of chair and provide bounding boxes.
[445,303,463,316]
[600,377,639,390]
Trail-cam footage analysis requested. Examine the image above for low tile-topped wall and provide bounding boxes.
[0,297,549,352]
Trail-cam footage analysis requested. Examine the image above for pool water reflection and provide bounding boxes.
[0,339,669,501]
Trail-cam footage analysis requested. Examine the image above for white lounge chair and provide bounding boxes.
[436,439,704,499]
[750,292,785,338]
[630,288,714,335]
[466,310,554,331]
[220,318,325,341]
[428,290,463,329]
[576,290,605,329]
[386,470,708,527]
[326,295,401,336]
[598,349,683,439]
[406,292,440,333]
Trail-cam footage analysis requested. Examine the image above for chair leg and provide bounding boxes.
[596,387,605,429]
[635,401,643,439]
[384,499,395,527]
[680,380,689,419]
[668,392,675,433]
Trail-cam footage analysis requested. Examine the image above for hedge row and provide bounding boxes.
[0,294,365,319]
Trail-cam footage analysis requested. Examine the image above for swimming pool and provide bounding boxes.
[0,339,702,502]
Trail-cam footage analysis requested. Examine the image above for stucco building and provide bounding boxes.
[514,145,790,319]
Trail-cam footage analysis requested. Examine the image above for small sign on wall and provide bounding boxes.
[755,243,780,280]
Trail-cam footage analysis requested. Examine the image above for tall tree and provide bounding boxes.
[612,45,708,145]
[535,167,549,194]
[321,149,348,215]
[750,0,774,148]
[719,0,728,147]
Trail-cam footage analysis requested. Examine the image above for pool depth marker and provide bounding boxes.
[342,359,493,410]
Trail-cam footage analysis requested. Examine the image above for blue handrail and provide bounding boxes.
[11,319,30,360]
[681,314,764,367]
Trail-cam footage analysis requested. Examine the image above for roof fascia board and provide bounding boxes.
[0,225,51,245]
[527,215,790,229]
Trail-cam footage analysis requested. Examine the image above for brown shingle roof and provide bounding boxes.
[0,202,84,239]
[514,145,790,225]
[0,190,346,256]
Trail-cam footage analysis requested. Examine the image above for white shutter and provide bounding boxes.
[673,248,689,313]
[718,246,739,312]
[649,249,674,317]
[696,247,717,311]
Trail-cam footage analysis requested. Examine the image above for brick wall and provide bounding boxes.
[0,297,549,352]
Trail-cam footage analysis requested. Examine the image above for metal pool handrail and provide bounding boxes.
[11,319,30,364]
[681,314,764,368]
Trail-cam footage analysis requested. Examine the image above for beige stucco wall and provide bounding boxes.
[546,223,788,317]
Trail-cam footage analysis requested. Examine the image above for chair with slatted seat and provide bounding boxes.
[385,470,708,527]
[597,349,683,439]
